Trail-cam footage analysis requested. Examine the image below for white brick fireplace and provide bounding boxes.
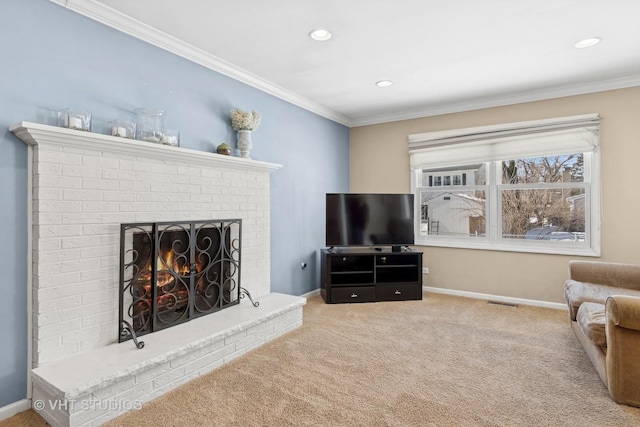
[11,122,306,427]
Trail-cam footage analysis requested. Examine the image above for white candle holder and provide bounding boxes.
[108,120,136,139]
[59,109,91,132]
[162,129,180,147]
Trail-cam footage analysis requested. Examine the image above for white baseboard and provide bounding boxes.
[423,286,567,310]
[0,399,31,421]
[300,289,320,299]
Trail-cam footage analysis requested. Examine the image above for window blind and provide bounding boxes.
[408,113,599,170]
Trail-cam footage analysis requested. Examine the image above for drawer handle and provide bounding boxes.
[351,293,358,298]
[394,290,401,295]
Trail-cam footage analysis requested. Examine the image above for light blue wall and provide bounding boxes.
[0,0,349,408]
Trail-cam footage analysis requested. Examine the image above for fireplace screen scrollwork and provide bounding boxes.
[119,220,242,343]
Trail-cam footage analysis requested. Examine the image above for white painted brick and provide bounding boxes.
[82,156,119,170]
[223,329,247,345]
[35,248,82,264]
[35,173,86,193]
[80,289,114,305]
[61,298,114,322]
[62,165,102,179]
[194,339,225,357]
[61,213,102,224]
[35,162,63,176]
[102,190,136,202]
[60,146,100,156]
[152,366,187,389]
[82,202,120,213]
[34,213,62,225]
[34,200,83,213]
[118,202,150,212]
[34,188,63,201]
[61,235,103,249]
[33,284,92,306]
[57,152,83,166]
[134,362,171,385]
[149,202,178,212]
[34,262,63,276]
[91,377,136,401]
[61,328,85,346]
[174,174,191,184]
[80,245,116,259]
[103,168,135,181]
[81,224,116,235]
[82,178,119,191]
[35,295,83,313]
[79,334,113,353]
[100,212,137,223]
[32,387,67,427]
[234,333,264,351]
[149,163,177,175]
[36,318,82,340]
[34,272,82,289]
[33,237,62,252]
[35,225,81,238]
[150,182,178,193]
[63,189,103,201]
[33,310,64,328]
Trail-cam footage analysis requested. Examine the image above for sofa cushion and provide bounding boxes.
[576,302,607,347]
[564,280,640,320]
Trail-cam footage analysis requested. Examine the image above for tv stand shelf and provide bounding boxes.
[320,248,423,304]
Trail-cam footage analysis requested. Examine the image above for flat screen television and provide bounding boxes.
[326,193,415,250]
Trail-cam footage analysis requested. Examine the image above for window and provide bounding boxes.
[409,114,600,256]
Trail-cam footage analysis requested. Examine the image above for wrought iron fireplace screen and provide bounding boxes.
[119,220,241,343]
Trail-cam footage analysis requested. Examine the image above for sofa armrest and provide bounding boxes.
[605,295,640,406]
[569,261,640,291]
[607,295,640,331]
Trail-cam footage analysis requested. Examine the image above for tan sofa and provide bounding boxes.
[564,260,640,407]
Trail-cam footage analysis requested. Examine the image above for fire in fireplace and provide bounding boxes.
[119,220,243,344]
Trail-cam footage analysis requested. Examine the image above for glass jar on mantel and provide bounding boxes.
[135,108,165,143]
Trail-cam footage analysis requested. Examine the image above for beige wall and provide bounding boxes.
[350,87,640,303]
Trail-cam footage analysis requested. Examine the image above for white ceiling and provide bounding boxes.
[53,0,640,127]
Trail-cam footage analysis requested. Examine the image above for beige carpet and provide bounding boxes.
[3,293,640,426]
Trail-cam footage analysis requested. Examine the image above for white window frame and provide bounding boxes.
[409,114,601,257]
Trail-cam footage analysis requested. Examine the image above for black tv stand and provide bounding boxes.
[320,248,423,304]
[391,245,402,252]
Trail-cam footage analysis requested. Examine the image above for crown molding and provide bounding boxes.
[350,74,640,127]
[48,0,353,127]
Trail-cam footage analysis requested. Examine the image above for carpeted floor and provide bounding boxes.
[3,293,640,426]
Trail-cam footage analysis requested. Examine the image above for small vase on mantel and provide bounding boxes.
[237,130,253,159]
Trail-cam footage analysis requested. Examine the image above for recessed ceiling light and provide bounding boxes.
[376,80,393,87]
[574,37,602,49]
[309,29,332,41]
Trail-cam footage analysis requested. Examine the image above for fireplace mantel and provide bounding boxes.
[10,121,282,174]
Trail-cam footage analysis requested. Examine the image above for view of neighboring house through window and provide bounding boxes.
[420,165,487,238]
[409,114,600,256]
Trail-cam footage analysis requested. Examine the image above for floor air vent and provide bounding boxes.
[487,300,518,308]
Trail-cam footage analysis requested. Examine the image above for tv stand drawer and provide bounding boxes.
[330,286,376,303]
[376,284,422,301]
